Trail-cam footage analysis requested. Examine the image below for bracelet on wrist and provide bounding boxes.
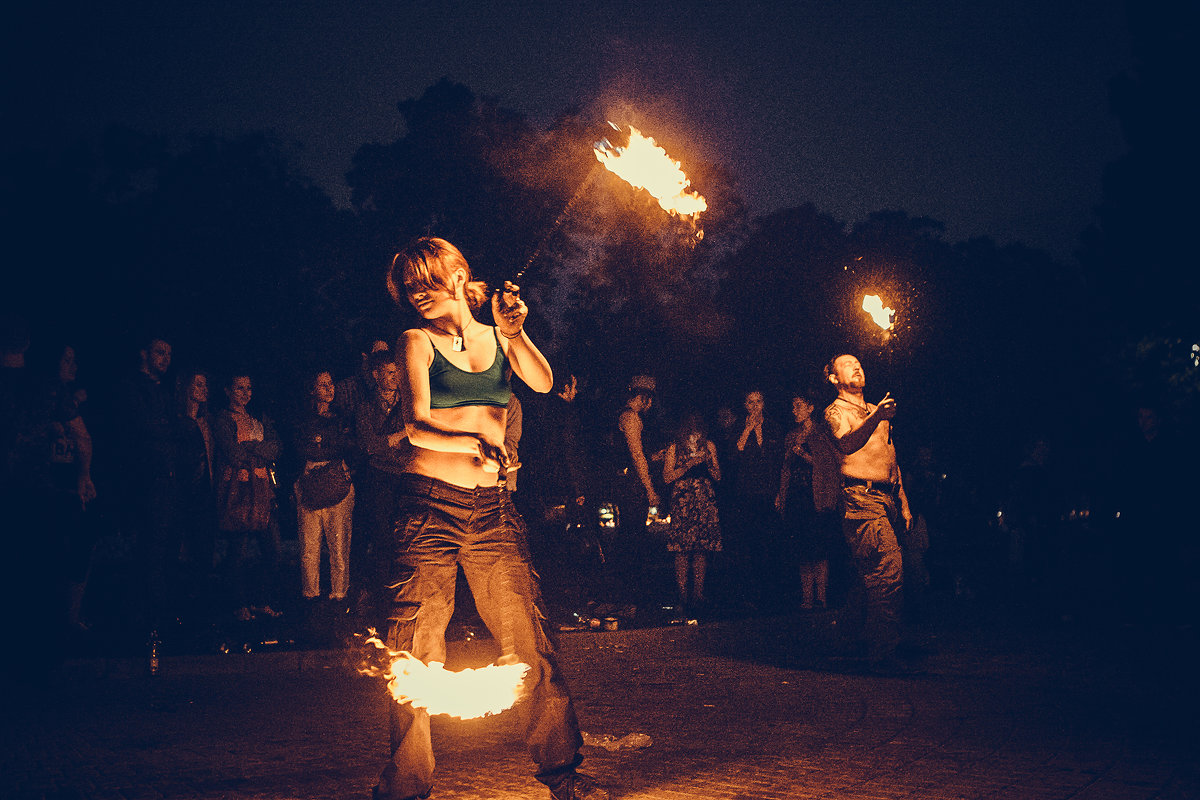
[500,328,523,339]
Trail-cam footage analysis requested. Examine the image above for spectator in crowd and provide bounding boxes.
[293,370,356,606]
[175,367,217,618]
[610,374,660,604]
[376,236,606,800]
[900,443,941,613]
[46,343,100,633]
[711,405,740,549]
[2,317,65,673]
[661,411,722,618]
[1001,437,1057,604]
[213,372,282,623]
[776,393,834,611]
[540,374,588,520]
[354,348,410,621]
[118,335,180,637]
[337,339,388,613]
[729,389,782,611]
[334,339,389,439]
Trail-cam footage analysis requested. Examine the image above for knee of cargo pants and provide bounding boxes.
[385,513,456,664]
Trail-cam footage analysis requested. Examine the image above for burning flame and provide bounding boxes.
[361,634,529,719]
[862,294,895,331]
[593,124,707,220]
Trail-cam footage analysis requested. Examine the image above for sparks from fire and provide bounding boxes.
[362,633,529,719]
[593,124,708,220]
[862,294,895,331]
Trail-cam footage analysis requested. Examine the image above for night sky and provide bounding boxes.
[15,0,1132,261]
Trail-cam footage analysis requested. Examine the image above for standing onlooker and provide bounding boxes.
[293,370,355,605]
[47,343,100,633]
[353,349,410,620]
[2,317,71,674]
[333,339,389,429]
[213,372,281,622]
[118,336,179,637]
[539,374,588,518]
[337,339,387,611]
[661,412,721,617]
[776,393,834,610]
[729,389,782,611]
[610,375,660,604]
[175,367,217,619]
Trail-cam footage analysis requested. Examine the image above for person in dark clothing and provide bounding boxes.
[118,336,181,635]
[542,375,588,515]
[608,375,660,606]
[776,393,835,611]
[353,349,410,620]
[729,389,782,611]
[334,339,390,447]
[2,322,97,671]
[175,367,218,620]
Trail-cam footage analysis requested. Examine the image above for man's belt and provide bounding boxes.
[843,477,897,494]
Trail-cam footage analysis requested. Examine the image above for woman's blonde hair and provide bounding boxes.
[387,236,489,311]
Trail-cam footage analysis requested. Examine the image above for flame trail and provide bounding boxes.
[862,294,895,331]
[593,124,707,220]
[361,633,529,719]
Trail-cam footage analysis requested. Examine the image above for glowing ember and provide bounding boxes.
[362,634,529,719]
[593,124,707,220]
[862,294,895,331]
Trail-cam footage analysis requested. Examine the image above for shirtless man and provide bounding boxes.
[822,354,912,669]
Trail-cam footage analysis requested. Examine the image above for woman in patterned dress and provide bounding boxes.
[662,412,722,613]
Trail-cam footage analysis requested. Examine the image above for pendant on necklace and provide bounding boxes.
[452,335,464,352]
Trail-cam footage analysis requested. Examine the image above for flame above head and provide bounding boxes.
[593,124,708,220]
[862,294,895,331]
[361,634,529,719]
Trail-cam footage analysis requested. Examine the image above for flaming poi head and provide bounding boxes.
[862,294,895,332]
[593,123,708,222]
[361,633,529,719]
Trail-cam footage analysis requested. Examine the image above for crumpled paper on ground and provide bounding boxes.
[581,731,653,751]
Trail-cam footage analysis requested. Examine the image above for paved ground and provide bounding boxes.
[3,600,1199,800]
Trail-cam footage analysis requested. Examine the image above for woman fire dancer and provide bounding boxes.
[374,237,607,800]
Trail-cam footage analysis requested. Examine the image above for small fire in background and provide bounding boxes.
[360,632,529,719]
[593,123,708,224]
[862,294,895,332]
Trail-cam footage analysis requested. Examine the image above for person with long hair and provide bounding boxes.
[374,237,607,800]
[175,367,217,619]
[293,370,355,605]
[776,393,835,610]
[661,411,722,617]
[213,372,281,623]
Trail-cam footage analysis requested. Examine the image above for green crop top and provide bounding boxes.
[426,328,512,409]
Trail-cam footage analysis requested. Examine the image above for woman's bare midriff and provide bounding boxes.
[404,404,508,489]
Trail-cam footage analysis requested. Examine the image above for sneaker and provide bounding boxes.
[549,772,610,800]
